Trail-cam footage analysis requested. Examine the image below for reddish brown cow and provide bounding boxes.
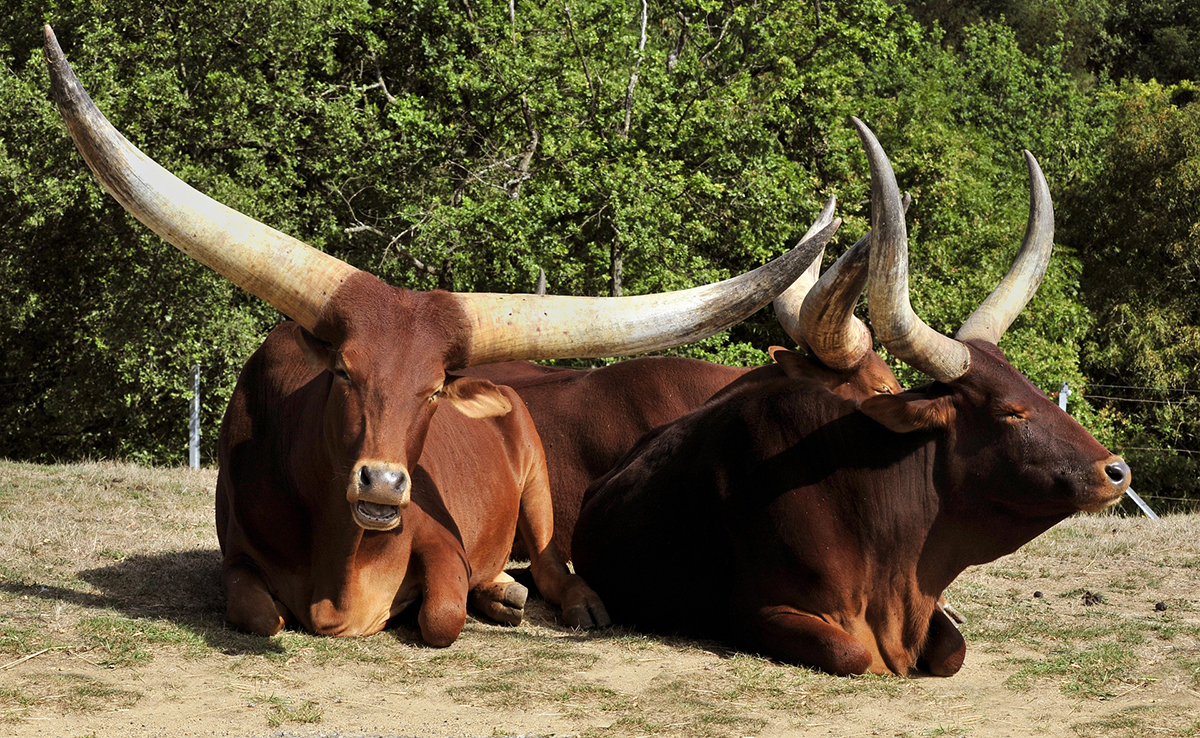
[572,119,1131,676]
[467,202,903,561]
[44,26,839,645]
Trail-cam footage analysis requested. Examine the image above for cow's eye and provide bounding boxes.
[876,385,894,395]
[428,389,442,403]
[334,368,351,383]
[998,408,1026,421]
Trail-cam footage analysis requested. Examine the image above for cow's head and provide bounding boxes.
[293,279,514,530]
[851,118,1130,516]
[44,25,840,531]
[771,194,904,401]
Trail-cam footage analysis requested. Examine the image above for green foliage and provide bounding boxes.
[901,0,1114,72]
[1091,1,1200,85]
[1064,80,1200,509]
[900,0,1200,86]
[0,0,1190,511]
[2,0,917,463]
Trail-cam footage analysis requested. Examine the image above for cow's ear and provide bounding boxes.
[296,327,335,371]
[769,346,813,379]
[442,376,513,418]
[860,393,955,433]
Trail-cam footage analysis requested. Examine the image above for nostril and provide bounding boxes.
[358,465,372,488]
[1105,460,1129,486]
[381,469,409,495]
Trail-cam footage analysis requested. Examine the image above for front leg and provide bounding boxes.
[516,458,610,629]
[468,571,529,626]
[416,545,471,647]
[750,605,874,676]
[917,604,966,676]
[223,560,290,636]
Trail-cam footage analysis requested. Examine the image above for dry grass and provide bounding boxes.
[1,459,1199,737]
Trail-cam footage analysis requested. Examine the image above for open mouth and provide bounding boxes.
[353,500,402,530]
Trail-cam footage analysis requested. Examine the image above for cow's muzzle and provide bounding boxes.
[348,461,411,531]
[1080,455,1131,513]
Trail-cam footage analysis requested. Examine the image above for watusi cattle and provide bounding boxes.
[43,25,840,645]
[572,118,1131,676]
[466,199,903,561]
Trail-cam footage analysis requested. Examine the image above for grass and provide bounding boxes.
[1004,641,1138,697]
[257,694,323,727]
[1,460,1199,737]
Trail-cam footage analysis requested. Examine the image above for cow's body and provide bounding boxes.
[471,349,901,560]
[573,121,1130,677]
[574,342,1127,675]
[463,357,750,559]
[218,322,567,643]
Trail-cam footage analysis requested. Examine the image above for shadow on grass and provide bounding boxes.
[0,549,283,656]
[2,553,740,661]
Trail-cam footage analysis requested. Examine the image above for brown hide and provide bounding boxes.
[463,357,748,559]
[467,351,900,560]
[572,341,1128,676]
[217,282,608,645]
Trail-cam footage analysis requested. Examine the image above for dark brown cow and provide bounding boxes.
[467,201,903,561]
[44,26,839,645]
[572,119,1131,676]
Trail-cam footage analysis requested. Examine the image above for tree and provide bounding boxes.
[0,1,1118,474]
[1063,80,1200,509]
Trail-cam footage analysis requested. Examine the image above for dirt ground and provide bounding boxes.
[1,461,1198,738]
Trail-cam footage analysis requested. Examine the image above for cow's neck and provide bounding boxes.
[916,430,1073,594]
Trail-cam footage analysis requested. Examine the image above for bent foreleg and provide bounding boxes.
[223,561,289,636]
[750,606,875,676]
[517,458,610,628]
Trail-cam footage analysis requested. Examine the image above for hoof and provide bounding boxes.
[560,576,611,629]
[469,580,529,626]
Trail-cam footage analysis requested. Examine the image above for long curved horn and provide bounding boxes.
[853,117,970,382]
[459,216,841,365]
[955,151,1053,344]
[43,26,357,334]
[772,196,838,350]
[48,24,840,364]
[799,193,910,371]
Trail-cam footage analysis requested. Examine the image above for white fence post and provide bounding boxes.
[1060,379,1158,519]
[189,364,200,470]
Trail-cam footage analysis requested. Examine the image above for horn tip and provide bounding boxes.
[44,24,60,56]
[849,117,883,154]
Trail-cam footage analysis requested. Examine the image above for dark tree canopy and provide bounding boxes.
[0,0,1195,511]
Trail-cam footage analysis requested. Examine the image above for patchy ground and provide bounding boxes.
[1,460,1197,738]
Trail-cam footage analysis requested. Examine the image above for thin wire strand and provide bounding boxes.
[1081,394,1195,405]
[1088,383,1200,394]
[1116,446,1200,455]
